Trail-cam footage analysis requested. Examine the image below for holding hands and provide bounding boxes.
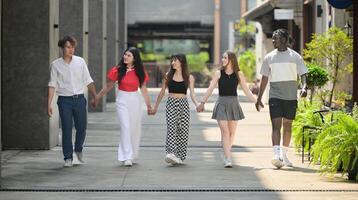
[196,102,205,112]
[255,98,264,112]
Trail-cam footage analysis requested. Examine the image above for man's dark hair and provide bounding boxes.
[58,36,77,48]
[272,29,289,41]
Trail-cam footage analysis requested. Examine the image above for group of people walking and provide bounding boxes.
[48,28,307,169]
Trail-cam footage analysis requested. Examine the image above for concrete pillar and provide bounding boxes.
[106,0,118,102]
[88,0,106,112]
[2,0,59,149]
[214,0,221,65]
[220,0,241,54]
[59,0,85,57]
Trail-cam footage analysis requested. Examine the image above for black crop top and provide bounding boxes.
[168,80,187,94]
[218,70,238,96]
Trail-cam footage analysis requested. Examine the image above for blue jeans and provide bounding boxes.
[57,95,87,160]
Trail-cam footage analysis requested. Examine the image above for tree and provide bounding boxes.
[304,27,353,107]
[238,49,256,82]
[306,62,329,103]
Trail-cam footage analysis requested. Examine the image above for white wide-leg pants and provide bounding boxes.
[116,90,143,161]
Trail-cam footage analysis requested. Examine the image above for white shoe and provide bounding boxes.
[73,152,84,165]
[224,158,233,168]
[282,156,293,167]
[165,154,181,165]
[271,156,284,169]
[75,152,84,163]
[64,159,73,167]
[124,160,132,167]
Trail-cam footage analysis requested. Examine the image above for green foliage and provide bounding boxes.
[306,63,329,89]
[236,19,256,37]
[141,51,210,73]
[303,27,353,107]
[292,100,324,152]
[353,103,358,121]
[333,91,352,107]
[140,53,167,62]
[312,110,358,180]
[238,49,256,82]
[186,52,210,73]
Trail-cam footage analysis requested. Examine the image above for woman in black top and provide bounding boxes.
[151,54,199,165]
[197,51,256,168]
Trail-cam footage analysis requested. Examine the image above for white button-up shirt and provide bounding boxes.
[48,55,94,96]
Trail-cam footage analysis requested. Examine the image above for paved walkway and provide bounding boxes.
[1,88,357,199]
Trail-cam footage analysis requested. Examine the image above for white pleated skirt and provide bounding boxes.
[116,89,143,161]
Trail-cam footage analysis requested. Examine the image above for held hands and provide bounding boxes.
[255,99,264,112]
[300,88,307,98]
[196,102,205,112]
[90,95,100,108]
[147,105,155,116]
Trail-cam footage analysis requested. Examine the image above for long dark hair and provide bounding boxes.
[117,47,146,88]
[166,54,190,88]
[223,51,241,84]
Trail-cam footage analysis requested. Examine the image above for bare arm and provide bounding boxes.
[140,84,152,111]
[189,75,199,107]
[153,79,167,114]
[255,76,268,111]
[299,74,307,97]
[47,87,55,117]
[238,72,257,102]
[87,82,97,99]
[96,80,116,100]
[196,70,220,112]
[200,70,220,104]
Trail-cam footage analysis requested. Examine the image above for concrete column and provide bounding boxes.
[88,0,106,112]
[220,0,241,54]
[2,0,59,149]
[214,0,221,65]
[106,0,118,102]
[59,0,85,57]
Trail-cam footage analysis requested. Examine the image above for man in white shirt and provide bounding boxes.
[48,36,97,167]
[255,29,308,169]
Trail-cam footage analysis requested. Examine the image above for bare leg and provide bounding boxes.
[217,120,231,159]
[282,118,293,147]
[271,118,283,146]
[228,120,238,147]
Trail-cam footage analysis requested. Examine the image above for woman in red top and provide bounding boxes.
[94,47,152,167]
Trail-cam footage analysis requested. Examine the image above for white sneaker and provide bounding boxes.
[224,158,233,168]
[271,156,284,169]
[282,156,293,167]
[124,160,132,167]
[73,152,84,165]
[64,159,73,167]
[75,152,84,163]
[165,154,181,165]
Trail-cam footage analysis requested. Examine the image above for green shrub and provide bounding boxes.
[238,49,256,82]
[312,109,358,180]
[292,100,324,152]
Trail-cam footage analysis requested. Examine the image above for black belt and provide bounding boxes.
[60,94,84,98]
